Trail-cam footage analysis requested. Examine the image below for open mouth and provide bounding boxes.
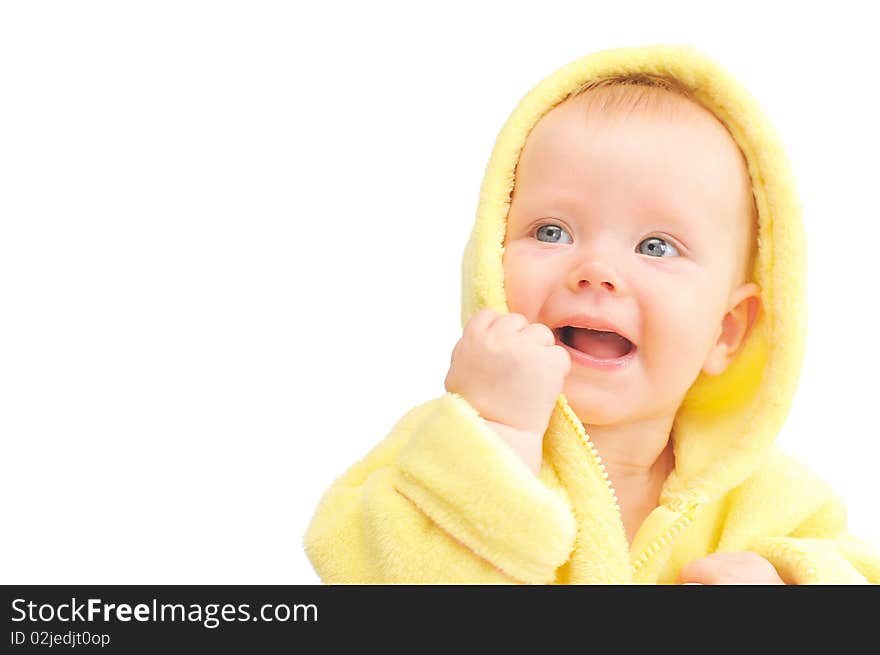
[555,326,636,360]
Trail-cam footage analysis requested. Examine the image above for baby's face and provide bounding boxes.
[502,96,757,426]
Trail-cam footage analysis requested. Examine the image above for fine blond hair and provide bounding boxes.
[569,72,698,111]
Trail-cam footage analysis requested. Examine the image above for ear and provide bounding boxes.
[702,282,762,376]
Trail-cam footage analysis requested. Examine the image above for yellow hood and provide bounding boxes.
[462,43,805,510]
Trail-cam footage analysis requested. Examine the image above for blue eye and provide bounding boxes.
[535,224,573,244]
[637,236,680,257]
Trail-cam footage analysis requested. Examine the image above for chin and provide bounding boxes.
[563,396,631,427]
[562,379,633,424]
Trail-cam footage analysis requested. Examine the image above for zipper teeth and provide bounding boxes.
[631,511,695,573]
[559,401,626,543]
[585,438,623,517]
[559,398,703,578]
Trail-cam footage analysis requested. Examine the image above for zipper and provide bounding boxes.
[631,506,698,575]
[558,400,629,556]
[558,398,702,578]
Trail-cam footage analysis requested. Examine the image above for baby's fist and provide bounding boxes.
[679,552,785,585]
[444,308,571,436]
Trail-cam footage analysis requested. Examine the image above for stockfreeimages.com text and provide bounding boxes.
[11,597,317,629]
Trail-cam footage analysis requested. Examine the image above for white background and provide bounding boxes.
[1,1,877,584]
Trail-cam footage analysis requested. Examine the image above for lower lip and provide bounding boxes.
[556,336,638,371]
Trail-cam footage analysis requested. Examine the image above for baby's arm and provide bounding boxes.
[443,308,571,476]
[304,308,577,584]
[303,394,577,584]
[482,419,545,476]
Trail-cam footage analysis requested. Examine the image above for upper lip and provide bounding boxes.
[550,313,636,347]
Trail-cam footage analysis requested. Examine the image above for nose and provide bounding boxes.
[568,259,625,294]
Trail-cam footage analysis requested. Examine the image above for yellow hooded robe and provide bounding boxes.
[303,44,880,584]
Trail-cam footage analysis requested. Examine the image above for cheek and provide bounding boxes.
[502,253,545,320]
[640,277,723,370]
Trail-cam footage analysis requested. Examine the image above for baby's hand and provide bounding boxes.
[444,308,571,437]
[678,552,785,585]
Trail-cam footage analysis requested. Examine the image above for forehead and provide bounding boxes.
[511,95,751,235]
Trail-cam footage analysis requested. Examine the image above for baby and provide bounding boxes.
[305,45,880,584]
[449,76,760,552]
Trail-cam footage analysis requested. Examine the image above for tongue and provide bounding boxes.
[569,328,631,359]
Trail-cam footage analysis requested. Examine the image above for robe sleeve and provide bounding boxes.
[748,496,880,584]
[303,392,577,584]
[716,448,880,584]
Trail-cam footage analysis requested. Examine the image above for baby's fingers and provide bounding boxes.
[519,322,556,346]
[490,312,530,336]
[465,308,500,335]
[679,552,784,585]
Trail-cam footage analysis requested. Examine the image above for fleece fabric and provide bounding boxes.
[303,44,880,584]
